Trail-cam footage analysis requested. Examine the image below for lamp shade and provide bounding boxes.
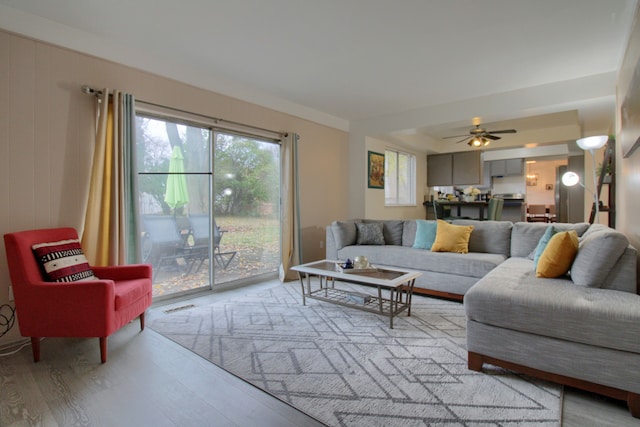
[562,171,581,187]
[576,135,608,151]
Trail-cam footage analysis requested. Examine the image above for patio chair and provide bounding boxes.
[188,214,237,270]
[141,215,189,279]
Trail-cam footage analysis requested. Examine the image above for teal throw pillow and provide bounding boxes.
[413,220,438,250]
[532,226,557,271]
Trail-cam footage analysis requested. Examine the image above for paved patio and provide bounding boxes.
[151,247,279,297]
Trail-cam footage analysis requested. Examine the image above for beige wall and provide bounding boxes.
[364,136,427,220]
[0,30,349,345]
[525,159,567,206]
[616,4,640,258]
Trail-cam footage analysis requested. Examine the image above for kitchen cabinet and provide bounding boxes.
[482,161,491,188]
[506,158,524,175]
[490,160,506,177]
[453,151,482,185]
[427,151,482,186]
[427,153,452,186]
[490,158,523,177]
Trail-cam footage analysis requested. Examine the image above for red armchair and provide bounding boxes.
[4,227,152,363]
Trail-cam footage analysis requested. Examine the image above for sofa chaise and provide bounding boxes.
[325,218,639,417]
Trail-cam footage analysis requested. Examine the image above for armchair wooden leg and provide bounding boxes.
[31,337,40,362]
[99,337,107,364]
[139,311,145,331]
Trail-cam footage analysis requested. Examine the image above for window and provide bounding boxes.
[385,149,416,205]
[135,113,281,300]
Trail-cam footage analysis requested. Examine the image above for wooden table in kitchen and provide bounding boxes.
[429,200,489,220]
[291,260,421,328]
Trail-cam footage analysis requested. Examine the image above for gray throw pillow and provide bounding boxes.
[570,228,629,287]
[381,220,404,245]
[402,220,418,247]
[356,222,385,245]
[331,221,357,250]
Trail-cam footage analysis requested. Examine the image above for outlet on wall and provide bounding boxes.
[319,240,324,249]
[8,286,14,301]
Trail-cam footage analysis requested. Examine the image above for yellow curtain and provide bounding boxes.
[82,90,129,266]
[279,133,302,281]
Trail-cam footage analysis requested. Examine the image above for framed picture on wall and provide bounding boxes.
[368,151,385,189]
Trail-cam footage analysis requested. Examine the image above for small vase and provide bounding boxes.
[464,195,475,202]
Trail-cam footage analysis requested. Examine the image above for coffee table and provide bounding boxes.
[291,260,421,328]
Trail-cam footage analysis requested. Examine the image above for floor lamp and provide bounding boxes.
[561,135,608,223]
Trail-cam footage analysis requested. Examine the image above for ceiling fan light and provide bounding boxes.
[483,138,490,146]
[468,137,483,147]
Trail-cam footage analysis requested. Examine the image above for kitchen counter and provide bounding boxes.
[424,198,525,222]
[424,200,489,220]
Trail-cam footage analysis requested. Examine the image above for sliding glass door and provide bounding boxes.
[212,132,281,287]
[135,114,281,299]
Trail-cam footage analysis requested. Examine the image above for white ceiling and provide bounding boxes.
[0,0,637,153]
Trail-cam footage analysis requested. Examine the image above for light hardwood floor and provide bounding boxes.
[0,280,638,426]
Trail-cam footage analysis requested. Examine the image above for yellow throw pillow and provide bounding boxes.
[431,220,474,254]
[536,230,579,278]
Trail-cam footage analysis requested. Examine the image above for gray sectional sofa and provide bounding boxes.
[325,219,640,417]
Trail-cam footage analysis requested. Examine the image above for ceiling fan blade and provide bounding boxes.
[443,134,471,139]
[454,136,472,144]
[485,134,501,141]
[487,129,517,134]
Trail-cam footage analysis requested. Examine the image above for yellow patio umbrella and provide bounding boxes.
[164,145,189,209]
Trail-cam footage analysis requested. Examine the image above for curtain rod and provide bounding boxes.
[81,85,286,139]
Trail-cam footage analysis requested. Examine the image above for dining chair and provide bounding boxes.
[486,198,504,221]
[527,204,548,222]
[546,205,557,222]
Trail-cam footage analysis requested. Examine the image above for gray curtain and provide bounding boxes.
[122,94,141,263]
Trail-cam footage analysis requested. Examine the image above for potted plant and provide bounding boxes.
[596,162,613,183]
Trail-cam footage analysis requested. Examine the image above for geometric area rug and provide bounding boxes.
[149,281,561,427]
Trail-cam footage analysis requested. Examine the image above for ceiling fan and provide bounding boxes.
[444,121,517,147]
